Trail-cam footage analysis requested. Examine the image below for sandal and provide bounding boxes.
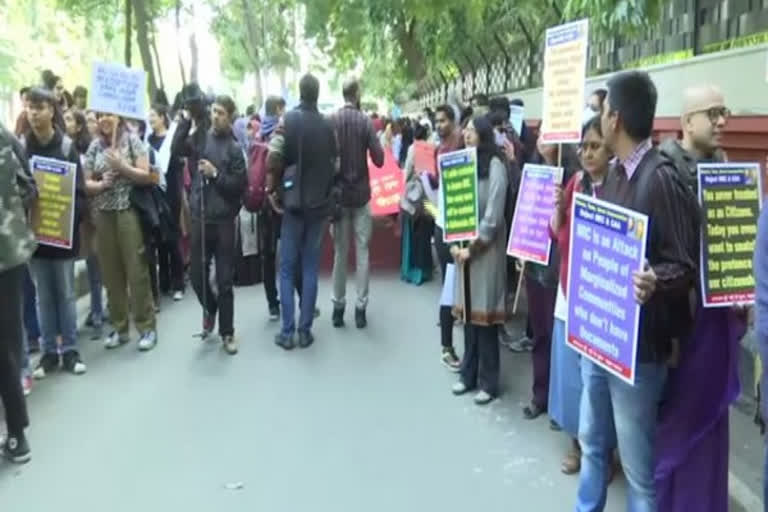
[523,402,547,420]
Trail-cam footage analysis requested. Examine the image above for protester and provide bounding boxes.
[329,77,384,329]
[174,93,246,355]
[22,88,88,378]
[449,115,508,405]
[15,87,30,137]
[266,74,338,350]
[433,103,464,370]
[85,110,99,139]
[548,116,612,473]
[63,108,92,157]
[575,71,698,511]
[84,111,158,351]
[654,85,745,512]
[0,121,36,463]
[400,122,435,285]
[72,86,87,111]
[148,103,185,301]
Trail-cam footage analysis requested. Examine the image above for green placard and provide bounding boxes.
[438,147,479,243]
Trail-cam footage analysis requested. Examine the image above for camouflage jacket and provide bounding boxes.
[0,122,37,272]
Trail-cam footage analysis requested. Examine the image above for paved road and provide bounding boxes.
[0,275,628,511]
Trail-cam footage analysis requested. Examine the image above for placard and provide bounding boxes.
[30,156,77,249]
[540,19,589,144]
[507,164,563,264]
[566,193,648,385]
[698,163,762,307]
[438,148,479,243]
[412,140,437,176]
[368,150,404,217]
[509,105,525,137]
[89,61,146,119]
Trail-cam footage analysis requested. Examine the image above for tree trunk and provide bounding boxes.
[253,70,263,111]
[131,0,158,99]
[150,32,165,94]
[175,0,186,86]
[124,0,133,66]
[395,19,427,80]
[241,0,262,107]
[189,32,198,83]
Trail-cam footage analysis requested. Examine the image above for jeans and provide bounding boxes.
[190,220,236,336]
[0,265,31,436]
[86,255,104,322]
[279,212,326,337]
[30,258,79,355]
[261,208,302,310]
[576,359,667,512]
[331,203,372,310]
[23,266,40,341]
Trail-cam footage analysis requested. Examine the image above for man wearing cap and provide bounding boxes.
[655,85,747,511]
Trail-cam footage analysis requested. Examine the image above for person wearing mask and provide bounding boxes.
[549,116,613,474]
[21,88,87,378]
[0,121,36,463]
[329,77,384,329]
[72,86,88,111]
[175,95,246,355]
[148,103,185,302]
[433,103,464,370]
[575,71,698,511]
[654,86,746,512]
[449,115,508,405]
[522,139,576,422]
[266,74,338,350]
[84,111,159,352]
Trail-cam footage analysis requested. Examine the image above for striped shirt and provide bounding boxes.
[330,104,384,208]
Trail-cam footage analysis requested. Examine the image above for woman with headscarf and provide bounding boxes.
[450,115,509,405]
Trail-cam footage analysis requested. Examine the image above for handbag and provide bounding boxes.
[281,113,303,214]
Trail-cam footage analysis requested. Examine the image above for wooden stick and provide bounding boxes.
[111,117,118,149]
[512,262,525,315]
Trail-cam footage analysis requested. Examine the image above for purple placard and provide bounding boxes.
[565,193,648,385]
[507,164,563,264]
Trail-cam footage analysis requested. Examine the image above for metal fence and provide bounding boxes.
[408,0,768,112]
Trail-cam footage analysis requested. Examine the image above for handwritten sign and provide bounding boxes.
[698,163,762,307]
[89,61,146,119]
[540,19,589,144]
[439,148,479,243]
[507,164,563,264]
[509,105,525,137]
[368,150,404,217]
[412,140,437,176]
[566,194,648,385]
[30,156,77,249]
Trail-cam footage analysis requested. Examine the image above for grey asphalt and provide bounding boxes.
[0,274,631,511]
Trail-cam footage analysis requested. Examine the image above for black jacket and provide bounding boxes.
[172,121,246,224]
[282,103,338,215]
[24,129,86,259]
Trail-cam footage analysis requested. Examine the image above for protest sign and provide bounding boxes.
[368,150,404,217]
[89,61,146,119]
[30,156,77,249]
[438,148,479,243]
[566,193,648,385]
[507,164,563,264]
[412,140,437,176]
[540,19,589,144]
[698,163,762,307]
[509,105,525,137]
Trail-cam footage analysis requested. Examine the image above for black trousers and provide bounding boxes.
[0,265,30,436]
[434,226,454,350]
[158,238,184,294]
[191,220,236,336]
[260,208,302,309]
[460,324,501,397]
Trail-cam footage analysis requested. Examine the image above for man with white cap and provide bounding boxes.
[655,85,747,512]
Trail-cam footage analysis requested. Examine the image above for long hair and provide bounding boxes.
[471,114,505,179]
[67,109,91,155]
[580,116,609,196]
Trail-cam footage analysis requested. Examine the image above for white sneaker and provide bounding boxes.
[474,390,494,405]
[173,291,184,301]
[104,331,129,350]
[452,381,469,395]
[138,331,157,352]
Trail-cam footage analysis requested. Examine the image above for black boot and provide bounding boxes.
[355,307,367,329]
[332,307,345,328]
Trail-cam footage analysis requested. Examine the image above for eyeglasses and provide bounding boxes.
[692,106,731,123]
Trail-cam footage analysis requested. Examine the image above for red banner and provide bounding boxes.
[412,140,437,176]
[368,151,404,217]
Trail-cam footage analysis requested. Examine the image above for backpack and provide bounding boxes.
[243,137,270,212]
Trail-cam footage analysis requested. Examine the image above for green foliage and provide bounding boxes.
[563,0,663,35]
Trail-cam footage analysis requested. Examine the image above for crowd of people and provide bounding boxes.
[0,64,764,512]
